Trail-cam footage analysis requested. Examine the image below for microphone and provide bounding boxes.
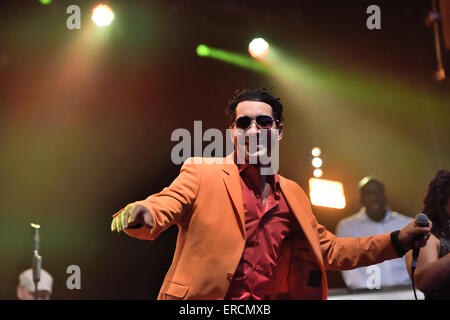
[32,254,42,284]
[410,213,429,300]
[30,222,41,300]
[411,213,429,269]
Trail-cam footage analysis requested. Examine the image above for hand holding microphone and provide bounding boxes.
[396,213,431,256]
[406,213,431,300]
[412,214,430,267]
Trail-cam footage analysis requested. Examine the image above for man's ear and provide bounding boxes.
[228,125,235,140]
[277,123,284,141]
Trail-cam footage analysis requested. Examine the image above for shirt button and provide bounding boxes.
[227,273,234,281]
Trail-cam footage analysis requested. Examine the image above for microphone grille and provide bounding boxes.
[415,213,429,227]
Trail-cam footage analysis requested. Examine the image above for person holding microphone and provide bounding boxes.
[406,170,450,299]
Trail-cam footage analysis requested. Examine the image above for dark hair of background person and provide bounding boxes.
[227,88,284,126]
[358,176,385,193]
[423,170,450,239]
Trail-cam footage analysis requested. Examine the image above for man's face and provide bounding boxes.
[230,100,283,164]
[360,181,387,221]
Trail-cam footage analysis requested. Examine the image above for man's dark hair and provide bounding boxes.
[227,88,284,126]
[423,170,450,239]
[358,176,385,193]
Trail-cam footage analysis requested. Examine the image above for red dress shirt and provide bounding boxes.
[225,164,298,300]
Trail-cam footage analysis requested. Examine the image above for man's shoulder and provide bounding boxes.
[183,157,235,166]
[182,157,233,174]
[277,174,306,191]
[276,175,311,204]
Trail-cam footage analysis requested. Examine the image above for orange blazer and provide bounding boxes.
[114,156,399,300]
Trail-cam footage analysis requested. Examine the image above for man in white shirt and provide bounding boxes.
[336,176,412,290]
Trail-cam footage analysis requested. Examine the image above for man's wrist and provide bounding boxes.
[390,230,408,257]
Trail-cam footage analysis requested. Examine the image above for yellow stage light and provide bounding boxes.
[313,168,323,178]
[248,38,269,59]
[312,157,323,168]
[92,4,114,27]
[312,147,321,157]
[309,178,346,209]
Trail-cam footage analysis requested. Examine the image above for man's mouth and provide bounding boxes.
[245,143,263,151]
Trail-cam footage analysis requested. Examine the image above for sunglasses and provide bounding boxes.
[234,115,279,130]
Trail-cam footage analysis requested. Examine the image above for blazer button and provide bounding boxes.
[227,273,234,281]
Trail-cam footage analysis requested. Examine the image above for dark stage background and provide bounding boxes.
[0,0,449,299]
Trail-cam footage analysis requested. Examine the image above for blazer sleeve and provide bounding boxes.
[314,219,400,271]
[114,157,201,241]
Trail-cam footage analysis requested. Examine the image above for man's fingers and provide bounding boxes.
[121,210,126,231]
[110,204,138,234]
[410,226,431,236]
[411,226,431,248]
[116,214,121,232]
[414,239,428,248]
[112,208,125,232]
[110,203,145,234]
[128,205,133,224]
[118,206,130,232]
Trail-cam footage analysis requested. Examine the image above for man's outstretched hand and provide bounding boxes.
[111,203,154,234]
[397,220,432,253]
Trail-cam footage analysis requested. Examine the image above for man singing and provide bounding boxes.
[110,88,430,300]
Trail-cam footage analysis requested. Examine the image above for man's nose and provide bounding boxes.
[246,121,259,135]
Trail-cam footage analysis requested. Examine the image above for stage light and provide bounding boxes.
[195,44,267,73]
[313,168,323,178]
[309,178,346,209]
[39,0,52,4]
[248,38,269,59]
[312,157,323,168]
[312,147,321,157]
[92,4,114,27]
[196,44,211,57]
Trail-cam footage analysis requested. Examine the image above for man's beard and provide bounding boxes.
[234,130,278,166]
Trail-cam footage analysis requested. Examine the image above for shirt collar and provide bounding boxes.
[238,163,281,197]
[362,207,393,223]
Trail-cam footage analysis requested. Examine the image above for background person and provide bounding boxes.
[16,268,53,300]
[336,176,412,290]
[406,169,450,299]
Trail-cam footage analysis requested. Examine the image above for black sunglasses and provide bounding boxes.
[234,115,279,130]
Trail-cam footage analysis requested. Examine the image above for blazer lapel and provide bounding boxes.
[222,159,246,240]
[278,176,323,265]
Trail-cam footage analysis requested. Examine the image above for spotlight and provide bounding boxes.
[309,178,346,209]
[248,38,269,59]
[312,157,323,168]
[313,169,323,178]
[196,44,211,57]
[92,4,114,27]
[312,147,321,157]
[39,0,52,4]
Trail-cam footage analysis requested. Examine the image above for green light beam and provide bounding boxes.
[196,44,268,74]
